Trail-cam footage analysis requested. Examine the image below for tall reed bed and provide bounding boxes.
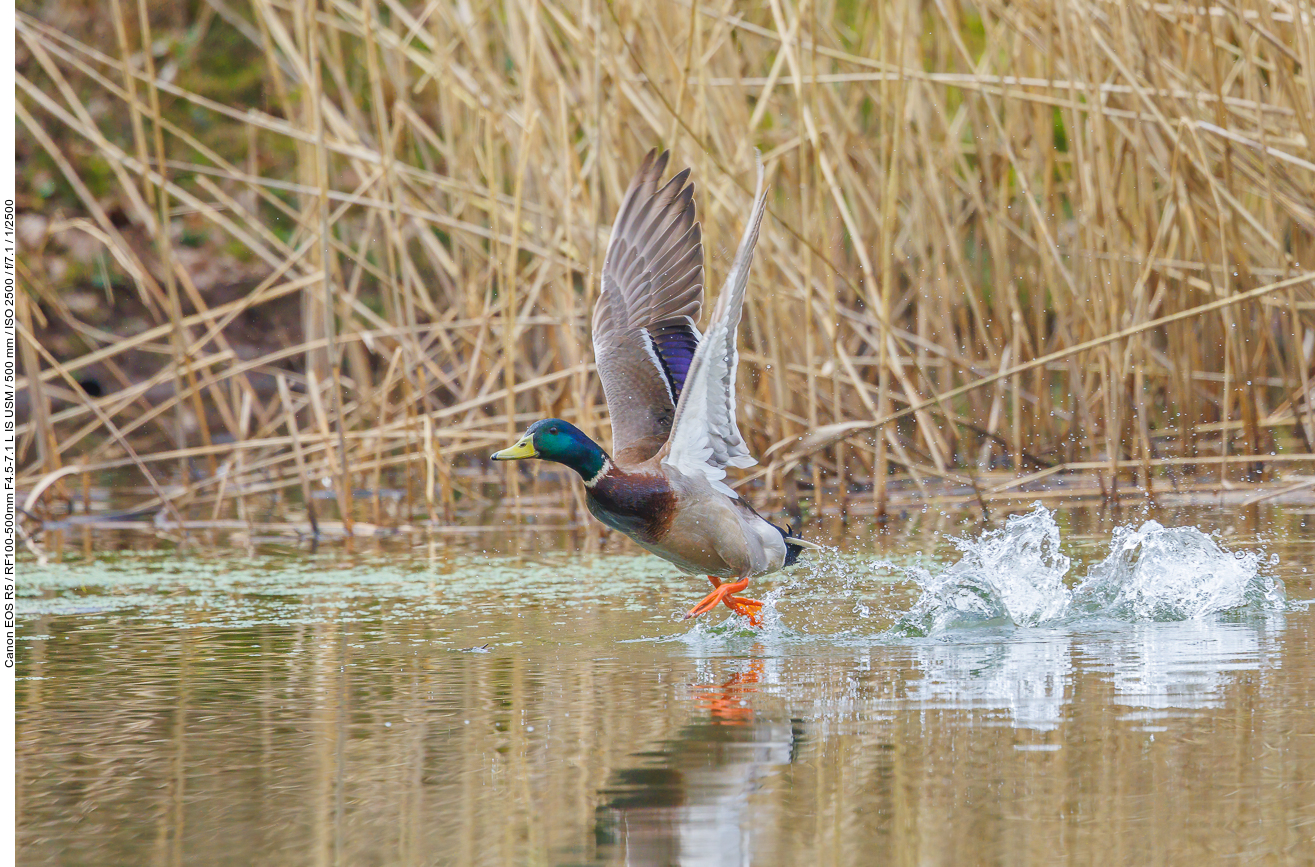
[14,0,1315,531]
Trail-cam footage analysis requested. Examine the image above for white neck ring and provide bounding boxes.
[583,457,612,488]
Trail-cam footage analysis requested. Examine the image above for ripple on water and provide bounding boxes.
[14,507,1315,866]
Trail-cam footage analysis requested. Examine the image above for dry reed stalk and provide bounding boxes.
[12,0,1314,527]
[15,313,186,524]
[15,286,58,493]
[276,374,319,537]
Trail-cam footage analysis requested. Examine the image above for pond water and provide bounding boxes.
[15,504,1315,866]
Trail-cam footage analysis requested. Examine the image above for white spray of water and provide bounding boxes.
[1070,520,1283,620]
[895,504,1285,636]
[895,505,1072,635]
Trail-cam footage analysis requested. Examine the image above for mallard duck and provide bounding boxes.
[493,150,819,625]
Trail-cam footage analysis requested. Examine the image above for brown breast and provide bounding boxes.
[585,471,677,544]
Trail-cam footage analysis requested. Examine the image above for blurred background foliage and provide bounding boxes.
[14,0,1315,531]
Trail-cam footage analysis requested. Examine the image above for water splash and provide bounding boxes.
[893,504,1284,636]
[894,505,1071,635]
[647,504,1283,644]
[1070,520,1284,621]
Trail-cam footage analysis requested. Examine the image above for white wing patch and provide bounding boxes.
[662,155,769,498]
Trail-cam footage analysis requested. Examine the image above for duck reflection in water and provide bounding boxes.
[591,659,803,866]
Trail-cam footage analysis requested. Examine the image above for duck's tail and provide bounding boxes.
[772,522,824,567]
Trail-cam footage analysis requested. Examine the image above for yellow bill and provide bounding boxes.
[491,436,537,460]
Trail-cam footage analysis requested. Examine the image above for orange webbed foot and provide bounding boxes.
[725,595,763,626]
[685,577,763,627]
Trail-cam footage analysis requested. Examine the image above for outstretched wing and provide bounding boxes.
[661,155,768,497]
[593,150,705,462]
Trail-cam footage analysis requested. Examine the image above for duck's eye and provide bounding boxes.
[548,426,559,435]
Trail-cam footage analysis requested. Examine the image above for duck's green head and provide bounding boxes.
[492,419,608,480]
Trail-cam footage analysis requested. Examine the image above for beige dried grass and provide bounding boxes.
[13,0,1315,531]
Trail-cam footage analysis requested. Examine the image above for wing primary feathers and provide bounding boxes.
[592,150,708,461]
